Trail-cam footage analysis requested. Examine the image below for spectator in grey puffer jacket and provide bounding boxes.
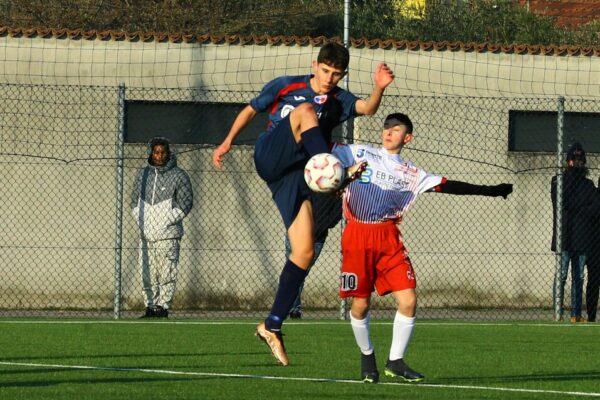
[131,137,193,318]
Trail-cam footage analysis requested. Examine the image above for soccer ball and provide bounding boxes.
[304,153,345,193]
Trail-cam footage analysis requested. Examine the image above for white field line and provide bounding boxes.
[0,361,599,398]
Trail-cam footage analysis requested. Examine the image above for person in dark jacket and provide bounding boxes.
[131,137,194,318]
[551,142,595,322]
[584,177,600,322]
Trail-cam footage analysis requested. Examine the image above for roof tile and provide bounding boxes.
[0,26,598,57]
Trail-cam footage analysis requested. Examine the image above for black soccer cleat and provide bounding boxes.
[139,307,155,319]
[289,310,302,319]
[361,352,379,384]
[154,306,169,318]
[384,359,424,383]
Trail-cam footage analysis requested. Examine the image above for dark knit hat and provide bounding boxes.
[566,142,586,164]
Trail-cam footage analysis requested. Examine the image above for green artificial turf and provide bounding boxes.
[0,319,598,400]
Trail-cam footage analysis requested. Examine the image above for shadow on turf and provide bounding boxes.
[0,350,263,362]
[0,372,223,388]
[0,348,302,374]
[436,371,600,383]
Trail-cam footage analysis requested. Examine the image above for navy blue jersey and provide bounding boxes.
[250,74,359,134]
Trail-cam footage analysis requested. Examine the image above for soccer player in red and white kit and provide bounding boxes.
[332,113,513,383]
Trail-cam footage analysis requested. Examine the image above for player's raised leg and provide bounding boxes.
[290,103,329,156]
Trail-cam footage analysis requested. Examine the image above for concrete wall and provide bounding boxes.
[1,34,599,97]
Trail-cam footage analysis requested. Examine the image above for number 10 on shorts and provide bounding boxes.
[340,272,358,291]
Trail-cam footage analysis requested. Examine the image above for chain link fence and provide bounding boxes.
[0,82,598,320]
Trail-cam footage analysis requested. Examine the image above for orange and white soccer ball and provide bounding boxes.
[304,153,345,193]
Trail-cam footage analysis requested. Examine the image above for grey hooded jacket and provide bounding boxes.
[130,151,193,241]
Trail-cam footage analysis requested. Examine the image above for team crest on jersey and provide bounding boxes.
[314,94,328,104]
[395,162,419,174]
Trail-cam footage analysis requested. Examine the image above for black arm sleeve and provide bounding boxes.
[437,180,513,198]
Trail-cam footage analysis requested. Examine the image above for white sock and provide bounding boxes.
[350,312,373,355]
[389,311,415,361]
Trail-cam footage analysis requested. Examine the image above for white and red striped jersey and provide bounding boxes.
[332,143,444,223]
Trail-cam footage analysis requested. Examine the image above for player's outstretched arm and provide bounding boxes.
[354,63,395,116]
[436,180,513,199]
[212,105,257,169]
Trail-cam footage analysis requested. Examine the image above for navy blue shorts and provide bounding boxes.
[254,117,312,228]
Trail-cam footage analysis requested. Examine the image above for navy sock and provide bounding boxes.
[301,126,329,156]
[265,259,308,331]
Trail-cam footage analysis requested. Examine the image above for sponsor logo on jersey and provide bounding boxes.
[294,95,306,101]
[373,168,410,189]
[355,148,382,161]
[358,167,372,184]
[314,94,328,104]
[365,149,382,161]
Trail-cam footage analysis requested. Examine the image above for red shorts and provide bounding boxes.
[339,220,416,299]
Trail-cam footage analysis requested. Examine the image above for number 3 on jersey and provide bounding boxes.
[340,272,358,291]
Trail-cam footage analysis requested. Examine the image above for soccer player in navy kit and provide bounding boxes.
[212,42,394,365]
[332,113,512,383]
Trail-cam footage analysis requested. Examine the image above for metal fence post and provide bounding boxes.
[339,0,352,321]
[114,83,126,319]
[553,96,565,321]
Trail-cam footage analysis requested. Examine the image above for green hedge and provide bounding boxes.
[1,0,598,46]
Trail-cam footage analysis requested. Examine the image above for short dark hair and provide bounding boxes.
[317,42,350,71]
[384,113,413,134]
[148,136,171,157]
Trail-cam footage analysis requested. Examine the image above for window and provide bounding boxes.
[509,110,600,152]
[124,101,269,145]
